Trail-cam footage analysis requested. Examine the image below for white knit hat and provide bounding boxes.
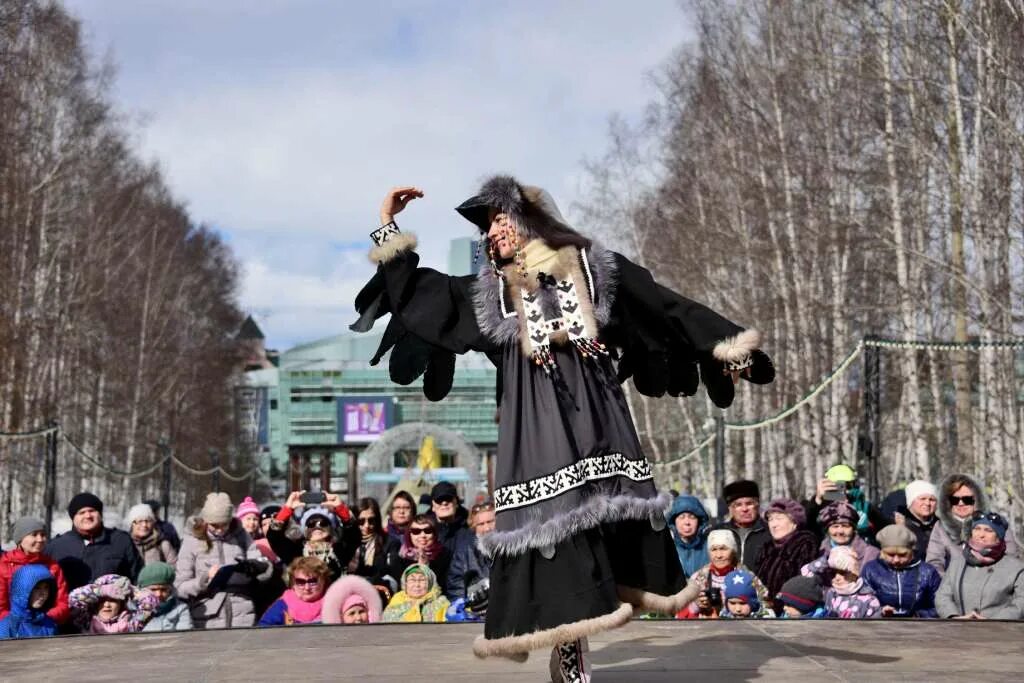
[126,503,155,525]
[904,480,938,506]
[828,545,859,575]
[707,529,738,553]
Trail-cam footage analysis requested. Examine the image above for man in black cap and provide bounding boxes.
[710,480,769,569]
[44,492,143,590]
[427,481,471,556]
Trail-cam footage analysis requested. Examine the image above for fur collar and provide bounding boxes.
[471,240,618,347]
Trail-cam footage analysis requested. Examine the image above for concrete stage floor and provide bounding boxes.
[0,619,1021,682]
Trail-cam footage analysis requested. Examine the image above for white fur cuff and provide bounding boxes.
[472,602,633,659]
[712,328,761,363]
[368,232,418,264]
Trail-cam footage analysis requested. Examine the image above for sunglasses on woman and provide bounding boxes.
[410,527,433,536]
[358,517,378,527]
[306,520,331,530]
[949,495,975,506]
[293,577,320,587]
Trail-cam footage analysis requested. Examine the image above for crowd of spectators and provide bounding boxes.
[668,467,1024,620]
[1,464,1021,639]
[0,482,493,638]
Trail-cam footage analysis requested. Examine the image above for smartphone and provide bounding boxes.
[300,491,327,505]
[823,481,847,503]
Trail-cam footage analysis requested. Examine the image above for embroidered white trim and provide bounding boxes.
[580,247,595,302]
[493,452,654,511]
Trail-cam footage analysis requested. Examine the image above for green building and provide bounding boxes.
[237,238,496,501]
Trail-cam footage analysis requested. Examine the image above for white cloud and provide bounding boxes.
[63,1,692,349]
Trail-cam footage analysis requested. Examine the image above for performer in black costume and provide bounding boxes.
[351,177,774,682]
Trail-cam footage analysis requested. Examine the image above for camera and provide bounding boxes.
[702,588,722,609]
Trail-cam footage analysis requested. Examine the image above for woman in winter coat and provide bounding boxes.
[926,473,1020,576]
[69,573,159,634]
[815,501,879,567]
[175,493,272,629]
[386,491,417,543]
[382,564,450,623]
[936,513,1024,619]
[754,499,819,612]
[0,517,71,626]
[666,495,709,578]
[127,503,178,567]
[802,545,881,619]
[267,491,361,583]
[676,530,770,619]
[397,514,452,592]
[862,524,940,618]
[258,557,330,626]
[0,564,58,639]
[349,497,403,597]
[138,562,192,632]
[322,574,385,624]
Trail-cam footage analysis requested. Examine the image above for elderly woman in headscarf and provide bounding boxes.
[666,495,710,579]
[382,564,449,623]
[936,512,1024,619]
[675,529,770,619]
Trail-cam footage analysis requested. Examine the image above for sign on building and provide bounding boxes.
[236,386,270,448]
[337,396,393,443]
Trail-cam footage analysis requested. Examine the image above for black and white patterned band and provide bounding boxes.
[725,355,754,372]
[370,221,401,247]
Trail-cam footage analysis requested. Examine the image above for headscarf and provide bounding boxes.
[381,564,449,623]
[666,495,709,576]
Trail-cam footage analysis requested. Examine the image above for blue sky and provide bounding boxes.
[64,1,692,349]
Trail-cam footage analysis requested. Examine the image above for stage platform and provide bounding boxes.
[0,619,1021,681]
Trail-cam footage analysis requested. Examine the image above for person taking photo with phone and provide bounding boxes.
[266,490,361,583]
[803,464,890,546]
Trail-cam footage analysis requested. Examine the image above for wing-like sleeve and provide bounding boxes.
[350,224,492,400]
[606,253,774,408]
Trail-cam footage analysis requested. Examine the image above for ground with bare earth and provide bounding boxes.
[0,619,1020,682]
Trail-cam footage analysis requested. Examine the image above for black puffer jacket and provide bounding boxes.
[45,527,143,590]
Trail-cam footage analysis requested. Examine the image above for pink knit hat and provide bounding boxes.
[342,593,368,614]
[235,496,260,520]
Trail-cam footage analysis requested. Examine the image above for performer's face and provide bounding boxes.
[487,210,517,259]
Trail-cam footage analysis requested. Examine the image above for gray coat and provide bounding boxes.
[142,598,193,632]
[935,552,1024,619]
[175,523,271,629]
[926,473,1019,576]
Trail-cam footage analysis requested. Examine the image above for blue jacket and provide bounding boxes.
[0,564,58,639]
[667,496,709,577]
[446,532,491,600]
[862,557,941,618]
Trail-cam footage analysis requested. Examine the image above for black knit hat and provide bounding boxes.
[260,504,282,522]
[776,576,823,614]
[723,480,760,504]
[67,492,104,518]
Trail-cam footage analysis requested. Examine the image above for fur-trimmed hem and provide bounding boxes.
[479,491,672,559]
[368,232,418,264]
[712,328,761,363]
[617,582,699,616]
[472,602,633,659]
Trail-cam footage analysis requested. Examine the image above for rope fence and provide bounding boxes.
[653,335,1024,470]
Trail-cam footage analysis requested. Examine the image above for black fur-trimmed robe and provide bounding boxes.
[352,227,773,657]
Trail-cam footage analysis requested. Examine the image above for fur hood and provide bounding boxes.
[455,175,585,243]
[936,472,988,540]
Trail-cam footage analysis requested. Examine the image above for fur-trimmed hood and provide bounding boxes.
[321,574,384,624]
[936,472,988,540]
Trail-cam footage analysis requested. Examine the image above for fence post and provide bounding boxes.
[714,411,726,502]
[210,448,221,493]
[158,438,172,518]
[43,421,59,538]
[857,336,882,502]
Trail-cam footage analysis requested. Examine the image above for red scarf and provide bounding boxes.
[965,539,1006,566]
